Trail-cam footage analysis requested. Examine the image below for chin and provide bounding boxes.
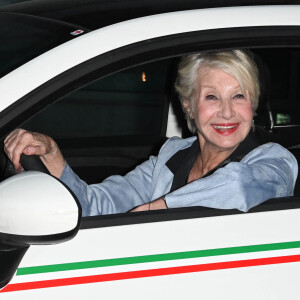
[214,139,241,151]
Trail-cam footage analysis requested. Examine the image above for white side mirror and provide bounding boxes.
[0,171,81,289]
[0,171,81,244]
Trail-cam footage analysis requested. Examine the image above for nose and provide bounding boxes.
[217,99,236,120]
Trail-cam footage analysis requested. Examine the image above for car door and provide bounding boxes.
[1,6,300,299]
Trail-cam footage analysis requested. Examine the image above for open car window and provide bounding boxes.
[23,60,173,139]
[18,45,300,224]
[21,48,300,140]
[21,59,174,184]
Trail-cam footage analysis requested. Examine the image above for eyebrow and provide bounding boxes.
[200,84,242,90]
[200,85,216,88]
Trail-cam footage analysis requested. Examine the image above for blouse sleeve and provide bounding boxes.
[164,143,298,212]
[60,155,157,216]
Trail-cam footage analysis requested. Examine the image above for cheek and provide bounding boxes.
[196,102,217,122]
[238,102,254,121]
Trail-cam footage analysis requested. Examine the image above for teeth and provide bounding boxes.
[213,125,237,129]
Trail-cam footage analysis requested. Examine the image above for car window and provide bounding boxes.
[23,60,172,138]
[21,59,174,184]
[3,18,300,221]
[20,48,300,134]
[20,47,300,185]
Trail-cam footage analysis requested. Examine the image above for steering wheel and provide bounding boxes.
[0,146,50,180]
[19,154,51,175]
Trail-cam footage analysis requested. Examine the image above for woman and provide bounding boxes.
[4,50,298,216]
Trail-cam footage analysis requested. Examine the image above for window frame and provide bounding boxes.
[2,25,300,228]
[80,196,300,229]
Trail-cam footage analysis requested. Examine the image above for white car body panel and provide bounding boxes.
[2,209,300,298]
[0,5,300,112]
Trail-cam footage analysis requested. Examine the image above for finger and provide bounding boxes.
[4,133,18,155]
[4,128,25,146]
[4,129,27,157]
[6,130,36,169]
[130,203,149,212]
[11,144,27,170]
[4,129,19,144]
[23,145,48,156]
[4,134,19,160]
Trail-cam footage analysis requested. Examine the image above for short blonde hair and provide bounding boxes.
[175,50,260,133]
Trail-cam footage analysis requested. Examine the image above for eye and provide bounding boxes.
[206,95,218,100]
[234,94,245,99]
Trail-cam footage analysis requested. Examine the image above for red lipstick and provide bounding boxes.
[211,123,240,136]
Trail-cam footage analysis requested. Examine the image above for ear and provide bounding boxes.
[183,99,194,118]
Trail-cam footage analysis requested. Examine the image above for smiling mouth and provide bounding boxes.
[211,123,240,135]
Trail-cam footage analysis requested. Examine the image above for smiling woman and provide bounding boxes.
[4,49,298,216]
[176,50,257,180]
[182,67,254,182]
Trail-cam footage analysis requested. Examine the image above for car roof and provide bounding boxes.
[1,0,300,30]
[1,5,300,115]
[0,12,88,80]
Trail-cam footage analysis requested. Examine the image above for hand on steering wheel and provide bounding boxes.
[3,129,65,178]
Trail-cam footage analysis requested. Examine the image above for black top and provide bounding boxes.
[166,130,261,192]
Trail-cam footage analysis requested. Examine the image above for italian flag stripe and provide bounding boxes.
[16,240,300,275]
[3,254,300,293]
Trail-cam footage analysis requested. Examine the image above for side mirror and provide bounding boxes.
[0,171,81,289]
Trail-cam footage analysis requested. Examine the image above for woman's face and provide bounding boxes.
[185,67,253,153]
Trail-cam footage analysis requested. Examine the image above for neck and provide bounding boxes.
[188,136,236,183]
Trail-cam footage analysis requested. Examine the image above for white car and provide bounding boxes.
[0,2,300,299]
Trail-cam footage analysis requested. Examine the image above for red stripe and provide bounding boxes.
[2,255,300,293]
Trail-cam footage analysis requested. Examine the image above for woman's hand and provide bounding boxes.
[130,198,168,212]
[4,129,65,178]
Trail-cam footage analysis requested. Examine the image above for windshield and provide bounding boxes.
[0,12,87,78]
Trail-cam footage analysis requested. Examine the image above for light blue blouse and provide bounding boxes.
[60,136,298,216]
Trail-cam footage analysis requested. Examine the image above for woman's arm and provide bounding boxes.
[4,129,161,217]
[60,156,158,216]
[59,137,182,216]
[164,143,298,212]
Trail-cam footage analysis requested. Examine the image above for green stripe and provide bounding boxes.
[17,241,300,276]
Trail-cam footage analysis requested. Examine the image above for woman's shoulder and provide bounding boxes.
[161,136,197,150]
[158,136,197,158]
[242,142,297,164]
